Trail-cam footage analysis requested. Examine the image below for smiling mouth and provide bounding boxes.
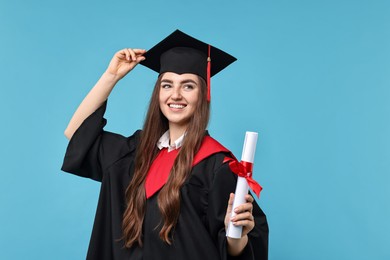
[169,103,186,109]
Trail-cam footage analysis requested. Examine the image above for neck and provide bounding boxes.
[168,123,187,145]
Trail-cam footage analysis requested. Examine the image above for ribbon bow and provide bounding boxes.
[224,157,263,198]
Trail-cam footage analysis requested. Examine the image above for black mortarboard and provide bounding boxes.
[140,30,237,101]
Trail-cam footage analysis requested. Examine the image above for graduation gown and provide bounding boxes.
[61,102,269,260]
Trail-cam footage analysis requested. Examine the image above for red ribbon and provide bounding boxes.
[224,157,263,198]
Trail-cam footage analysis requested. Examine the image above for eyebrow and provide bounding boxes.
[160,79,198,85]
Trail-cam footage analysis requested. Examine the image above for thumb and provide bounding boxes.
[226,193,235,216]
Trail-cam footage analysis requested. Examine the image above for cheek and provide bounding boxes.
[158,93,165,111]
[189,91,200,105]
[159,90,166,103]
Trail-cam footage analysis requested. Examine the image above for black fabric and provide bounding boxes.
[61,101,268,260]
[160,47,207,80]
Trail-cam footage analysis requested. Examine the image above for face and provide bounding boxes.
[159,72,200,130]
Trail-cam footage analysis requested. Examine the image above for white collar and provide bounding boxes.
[157,130,185,152]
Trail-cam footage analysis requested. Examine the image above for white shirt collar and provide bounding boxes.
[157,130,185,152]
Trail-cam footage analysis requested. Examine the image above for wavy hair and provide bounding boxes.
[122,73,210,247]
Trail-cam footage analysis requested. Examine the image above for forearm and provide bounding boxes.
[227,235,248,256]
[64,71,119,139]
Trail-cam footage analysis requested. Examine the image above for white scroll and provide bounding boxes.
[226,131,258,239]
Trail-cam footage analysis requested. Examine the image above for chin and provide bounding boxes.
[168,118,190,127]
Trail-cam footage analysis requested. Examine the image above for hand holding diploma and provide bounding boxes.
[224,192,255,256]
[225,132,262,239]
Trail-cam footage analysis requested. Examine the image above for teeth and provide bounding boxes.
[169,104,185,109]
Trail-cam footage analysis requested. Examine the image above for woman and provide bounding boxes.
[62,30,268,260]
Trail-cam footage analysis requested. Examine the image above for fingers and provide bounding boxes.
[231,210,253,222]
[132,48,147,54]
[230,207,255,230]
[231,218,255,228]
[118,48,146,62]
[230,194,255,229]
[245,194,254,203]
[233,194,254,214]
[225,193,255,237]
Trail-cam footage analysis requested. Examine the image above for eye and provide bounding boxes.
[183,84,195,90]
[161,84,172,89]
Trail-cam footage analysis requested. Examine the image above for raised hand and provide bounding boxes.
[106,48,146,81]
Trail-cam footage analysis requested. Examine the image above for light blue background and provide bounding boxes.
[1,0,389,259]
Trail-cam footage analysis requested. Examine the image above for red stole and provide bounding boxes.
[145,136,231,198]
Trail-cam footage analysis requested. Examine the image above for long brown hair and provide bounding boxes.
[122,74,210,247]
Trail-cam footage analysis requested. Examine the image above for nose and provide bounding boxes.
[171,85,182,100]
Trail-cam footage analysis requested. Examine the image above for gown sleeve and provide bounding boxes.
[61,101,140,182]
[207,159,269,260]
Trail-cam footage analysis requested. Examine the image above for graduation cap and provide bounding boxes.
[140,30,237,101]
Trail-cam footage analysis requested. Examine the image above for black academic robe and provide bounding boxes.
[61,102,269,260]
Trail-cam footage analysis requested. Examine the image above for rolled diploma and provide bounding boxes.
[226,131,258,239]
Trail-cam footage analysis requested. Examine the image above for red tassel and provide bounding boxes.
[207,45,211,101]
